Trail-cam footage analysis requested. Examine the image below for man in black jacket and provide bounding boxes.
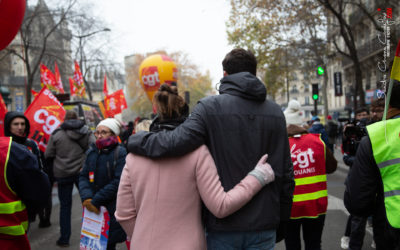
[0,137,51,249]
[4,111,51,227]
[344,81,400,250]
[128,48,294,249]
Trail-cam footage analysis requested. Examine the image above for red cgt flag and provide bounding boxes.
[103,74,108,96]
[104,89,127,117]
[40,63,57,91]
[0,92,8,137]
[73,61,86,98]
[54,61,65,94]
[24,87,66,151]
[69,77,77,97]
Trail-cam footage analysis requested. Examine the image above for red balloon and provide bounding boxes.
[0,0,26,51]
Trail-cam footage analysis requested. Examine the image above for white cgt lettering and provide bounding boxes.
[142,71,160,87]
[33,109,61,135]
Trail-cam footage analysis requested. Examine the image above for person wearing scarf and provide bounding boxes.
[3,111,50,226]
[78,118,127,250]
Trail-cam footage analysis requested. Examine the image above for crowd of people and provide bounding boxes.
[1,48,399,250]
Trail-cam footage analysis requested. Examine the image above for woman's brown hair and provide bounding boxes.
[153,84,186,120]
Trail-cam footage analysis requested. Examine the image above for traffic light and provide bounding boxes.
[312,83,319,101]
[317,66,325,76]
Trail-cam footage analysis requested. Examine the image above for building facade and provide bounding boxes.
[0,0,73,110]
[326,0,400,115]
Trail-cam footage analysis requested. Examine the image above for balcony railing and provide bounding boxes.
[342,36,384,68]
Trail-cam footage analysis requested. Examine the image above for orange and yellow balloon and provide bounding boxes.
[139,54,178,102]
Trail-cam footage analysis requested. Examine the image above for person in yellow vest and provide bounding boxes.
[345,81,400,249]
[0,137,51,249]
[284,100,337,250]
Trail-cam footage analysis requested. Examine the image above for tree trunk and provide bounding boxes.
[354,63,365,109]
[83,76,93,101]
[25,57,32,108]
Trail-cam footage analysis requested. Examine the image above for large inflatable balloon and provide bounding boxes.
[139,54,178,102]
[0,0,26,51]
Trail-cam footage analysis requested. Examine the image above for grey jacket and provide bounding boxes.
[45,119,95,178]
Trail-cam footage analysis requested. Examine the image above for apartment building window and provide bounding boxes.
[291,85,299,94]
[304,84,310,92]
[305,96,310,105]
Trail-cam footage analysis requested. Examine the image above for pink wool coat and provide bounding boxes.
[115,145,263,250]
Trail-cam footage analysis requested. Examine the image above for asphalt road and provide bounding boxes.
[28,146,375,249]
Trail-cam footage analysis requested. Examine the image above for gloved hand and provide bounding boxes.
[83,199,100,214]
[248,154,275,186]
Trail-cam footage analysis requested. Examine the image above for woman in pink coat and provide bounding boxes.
[115,84,275,250]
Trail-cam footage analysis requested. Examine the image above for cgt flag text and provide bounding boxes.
[24,87,66,151]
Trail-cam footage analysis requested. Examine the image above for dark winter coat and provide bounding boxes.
[4,111,48,220]
[128,72,295,232]
[45,119,95,178]
[79,143,127,244]
[6,140,51,218]
[308,122,332,151]
[344,117,400,249]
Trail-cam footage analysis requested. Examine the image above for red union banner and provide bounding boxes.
[69,77,77,97]
[40,63,57,91]
[54,61,65,94]
[24,87,66,151]
[103,74,108,96]
[73,61,86,97]
[104,89,127,117]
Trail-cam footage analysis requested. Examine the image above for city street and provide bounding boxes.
[27,147,375,250]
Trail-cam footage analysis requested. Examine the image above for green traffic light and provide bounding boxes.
[317,66,324,75]
[312,94,319,100]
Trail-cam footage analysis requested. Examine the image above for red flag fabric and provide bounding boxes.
[69,77,77,97]
[54,61,65,94]
[73,61,86,97]
[0,93,8,137]
[24,87,66,151]
[103,74,108,96]
[104,89,128,117]
[31,89,38,97]
[40,63,57,91]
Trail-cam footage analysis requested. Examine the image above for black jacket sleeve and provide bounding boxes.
[7,142,51,211]
[279,133,295,222]
[127,102,207,157]
[79,149,95,201]
[344,136,379,217]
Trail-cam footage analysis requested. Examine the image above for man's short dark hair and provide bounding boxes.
[222,48,257,76]
[64,110,78,120]
[355,107,369,115]
[370,98,385,110]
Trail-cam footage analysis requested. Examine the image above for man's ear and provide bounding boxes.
[223,71,228,76]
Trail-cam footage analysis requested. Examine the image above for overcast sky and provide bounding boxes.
[89,0,233,84]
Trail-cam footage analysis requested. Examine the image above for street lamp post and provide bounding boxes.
[75,28,110,101]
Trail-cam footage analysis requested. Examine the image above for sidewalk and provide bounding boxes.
[27,187,127,250]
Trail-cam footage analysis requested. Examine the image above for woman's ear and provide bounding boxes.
[223,71,228,77]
